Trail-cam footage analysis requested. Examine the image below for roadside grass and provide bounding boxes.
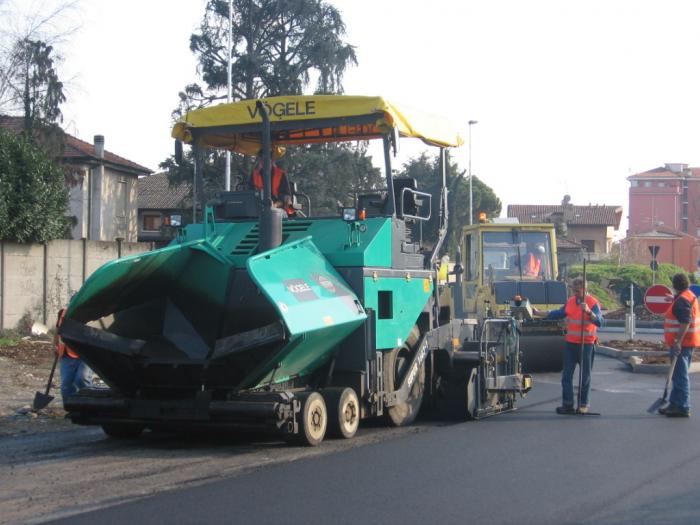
[0,331,22,347]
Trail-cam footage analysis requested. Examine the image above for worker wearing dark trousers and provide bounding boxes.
[659,273,699,417]
[534,277,603,414]
[55,308,92,408]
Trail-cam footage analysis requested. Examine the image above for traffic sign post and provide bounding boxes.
[648,245,661,285]
[644,284,674,316]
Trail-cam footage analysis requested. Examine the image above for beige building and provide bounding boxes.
[508,199,623,255]
[0,116,152,242]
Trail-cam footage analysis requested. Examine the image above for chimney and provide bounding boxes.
[94,135,104,159]
[665,163,687,174]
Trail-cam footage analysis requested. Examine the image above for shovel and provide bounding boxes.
[33,352,59,410]
[647,354,678,414]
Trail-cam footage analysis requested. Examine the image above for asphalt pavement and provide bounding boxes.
[43,355,700,525]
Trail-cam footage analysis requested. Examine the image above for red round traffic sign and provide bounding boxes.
[644,284,674,315]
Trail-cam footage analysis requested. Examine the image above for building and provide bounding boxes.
[0,116,152,241]
[625,163,700,272]
[627,163,700,237]
[137,172,191,246]
[507,198,623,255]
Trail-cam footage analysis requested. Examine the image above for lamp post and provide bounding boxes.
[224,0,233,191]
[468,120,478,225]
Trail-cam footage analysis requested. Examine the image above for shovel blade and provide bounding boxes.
[647,397,665,414]
[33,392,54,410]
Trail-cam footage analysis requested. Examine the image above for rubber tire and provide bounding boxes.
[294,392,327,446]
[384,344,425,427]
[101,423,144,439]
[324,387,360,439]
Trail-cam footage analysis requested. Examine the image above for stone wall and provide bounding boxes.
[0,239,152,330]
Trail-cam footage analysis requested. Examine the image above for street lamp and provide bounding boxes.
[468,120,478,225]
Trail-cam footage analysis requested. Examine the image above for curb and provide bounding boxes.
[598,345,700,374]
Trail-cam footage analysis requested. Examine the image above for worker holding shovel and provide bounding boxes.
[658,273,699,418]
[534,276,603,415]
[54,308,92,408]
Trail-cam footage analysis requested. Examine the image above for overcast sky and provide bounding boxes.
[13,0,700,234]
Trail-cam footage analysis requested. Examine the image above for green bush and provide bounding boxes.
[568,262,694,310]
[0,128,71,242]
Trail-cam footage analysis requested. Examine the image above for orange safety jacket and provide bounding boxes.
[664,289,700,347]
[564,295,600,344]
[524,253,541,277]
[251,164,286,199]
[55,308,78,359]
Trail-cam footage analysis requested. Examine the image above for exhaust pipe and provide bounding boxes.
[256,100,283,252]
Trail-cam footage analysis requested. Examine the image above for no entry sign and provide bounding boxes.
[644,284,674,315]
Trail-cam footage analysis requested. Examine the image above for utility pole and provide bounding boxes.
[225,0,233,191]
[468,120,478,225]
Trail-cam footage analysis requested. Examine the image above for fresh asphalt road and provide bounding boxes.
[46,355,700,525]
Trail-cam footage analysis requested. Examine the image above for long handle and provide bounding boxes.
[662,355,678,400]
[577,261,587,408]
[44,352,59,396]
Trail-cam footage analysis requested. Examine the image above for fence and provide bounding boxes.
[0,239,152,331]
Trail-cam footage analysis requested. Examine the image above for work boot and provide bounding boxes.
[665,405,690,418]
[556,406,576,415]
[577,406,589,414]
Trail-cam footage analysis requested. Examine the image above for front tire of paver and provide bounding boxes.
[324,387,360,439]
[384,337,425,427]
[294,392,327,446]
[101,423,144,439]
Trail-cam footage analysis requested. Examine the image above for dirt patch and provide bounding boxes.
[0,339,73,436]
[605,339,669,364]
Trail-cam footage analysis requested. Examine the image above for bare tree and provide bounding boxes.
[0,0,79,114]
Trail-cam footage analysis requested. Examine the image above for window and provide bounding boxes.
[644,181,652,188]
[630,180,638,187]
[481,230,553,280]
[581,240,595,252]
[142,214,162,232]
[658,182,666,188]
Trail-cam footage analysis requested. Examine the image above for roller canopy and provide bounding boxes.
[172,95,464,154]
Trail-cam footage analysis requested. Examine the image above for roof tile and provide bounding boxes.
[138,172,191,209]
[508,204,623,228]
[0,115,152,174]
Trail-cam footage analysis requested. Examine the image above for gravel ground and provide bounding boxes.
[0,340,73,437]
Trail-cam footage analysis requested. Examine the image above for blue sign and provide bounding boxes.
[690,284,700,297]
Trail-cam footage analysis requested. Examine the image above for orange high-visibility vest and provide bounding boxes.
[55,308,78,359]
[664,289,700,347]
[251,164,286,199]
[564,295,600,344]
[524,253,541,277]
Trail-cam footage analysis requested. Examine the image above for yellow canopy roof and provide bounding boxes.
[171,95,464,155]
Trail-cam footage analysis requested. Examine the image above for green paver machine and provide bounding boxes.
[60,95,532,445]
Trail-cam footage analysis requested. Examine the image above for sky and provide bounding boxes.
[10,0,700,235]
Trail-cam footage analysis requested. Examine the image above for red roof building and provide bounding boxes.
[625,163,700,271]
[0,116,152,241]
[508,200,622,255]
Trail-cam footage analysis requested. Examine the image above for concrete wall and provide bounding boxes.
[0,239,151,331]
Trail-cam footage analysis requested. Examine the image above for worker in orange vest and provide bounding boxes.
[524,243,547,278]
[54,308,92,408]
[659,273,699,417]
[534,277,603,414]
[249,152,293,212]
